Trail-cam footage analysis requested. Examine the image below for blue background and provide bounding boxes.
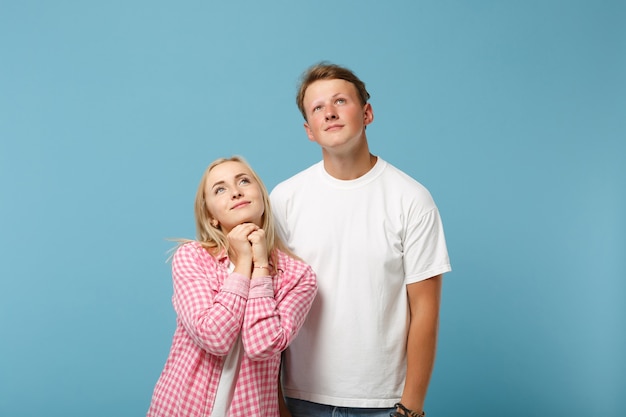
[1,1,624,416]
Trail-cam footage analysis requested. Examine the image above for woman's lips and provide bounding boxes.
[231,201,250,210]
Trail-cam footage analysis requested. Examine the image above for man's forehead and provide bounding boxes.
[304,79,357,101]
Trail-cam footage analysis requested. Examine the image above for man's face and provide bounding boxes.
[302,78,373,152]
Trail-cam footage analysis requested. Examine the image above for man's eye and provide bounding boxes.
[336,98,346,104]
[313,105,322,112]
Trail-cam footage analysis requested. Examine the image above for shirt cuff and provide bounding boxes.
[249,276,274,299]
[221,272,250,298]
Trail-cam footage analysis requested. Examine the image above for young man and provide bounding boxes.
[270,63,451,417]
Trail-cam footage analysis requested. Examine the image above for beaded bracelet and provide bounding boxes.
[391,403,425,417]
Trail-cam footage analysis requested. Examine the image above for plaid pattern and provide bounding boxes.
[147,242,317,417]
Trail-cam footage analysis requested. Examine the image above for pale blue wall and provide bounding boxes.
[1,1,624,416]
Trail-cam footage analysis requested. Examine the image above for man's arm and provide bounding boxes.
[399,274,443,414]
[278,373,292,417]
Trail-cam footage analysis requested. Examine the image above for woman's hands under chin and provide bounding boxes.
[227,223,258,275]
[247,228,268,268]
[227,223,269,277]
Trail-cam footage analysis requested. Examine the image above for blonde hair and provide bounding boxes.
[187,155,296,271]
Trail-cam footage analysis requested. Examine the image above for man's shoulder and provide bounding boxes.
[380,159,429,190]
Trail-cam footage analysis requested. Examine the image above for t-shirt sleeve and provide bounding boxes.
[403,206,452,284]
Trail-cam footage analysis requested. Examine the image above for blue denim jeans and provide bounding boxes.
[286,398,394,417]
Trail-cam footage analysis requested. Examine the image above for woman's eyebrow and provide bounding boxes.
[210,173,249,189]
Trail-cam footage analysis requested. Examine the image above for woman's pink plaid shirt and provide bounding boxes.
[147,242,317,417]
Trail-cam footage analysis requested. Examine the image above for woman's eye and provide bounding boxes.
[239,178,251,185]
[214,187,225,194]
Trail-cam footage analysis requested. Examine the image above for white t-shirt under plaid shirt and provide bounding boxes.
[147,241,317,417]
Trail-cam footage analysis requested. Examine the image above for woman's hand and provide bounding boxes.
[247,228,268,267]
[227,223,258,274]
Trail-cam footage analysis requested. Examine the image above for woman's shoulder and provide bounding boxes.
[175,240,202,254]
[275,249,313,274]
[173,241,216,264]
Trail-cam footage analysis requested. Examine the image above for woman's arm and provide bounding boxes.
[241,257,317,360]
[172,243,249,355]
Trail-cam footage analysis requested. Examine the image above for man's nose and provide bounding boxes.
[325,107,338,120]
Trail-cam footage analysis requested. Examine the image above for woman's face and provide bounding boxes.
[203,161,265,233]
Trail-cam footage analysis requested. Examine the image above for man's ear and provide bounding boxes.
[304,122,316,142]
[363,102,374,126]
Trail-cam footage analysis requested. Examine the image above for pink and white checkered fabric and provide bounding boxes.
[147,241,317,417]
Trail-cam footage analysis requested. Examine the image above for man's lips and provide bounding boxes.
[325,124,343,131]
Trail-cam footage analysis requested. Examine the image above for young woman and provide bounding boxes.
[147,156,317,417]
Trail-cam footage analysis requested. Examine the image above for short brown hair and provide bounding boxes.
[296,62,370,121]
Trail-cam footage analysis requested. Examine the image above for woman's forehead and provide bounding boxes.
[206,161,251,185]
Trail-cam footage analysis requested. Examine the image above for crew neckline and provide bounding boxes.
[317,158,386,189]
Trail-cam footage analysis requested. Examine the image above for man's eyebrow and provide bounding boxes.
[311,92,343,106]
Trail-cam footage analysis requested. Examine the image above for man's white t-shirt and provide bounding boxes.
[270,158,451,408]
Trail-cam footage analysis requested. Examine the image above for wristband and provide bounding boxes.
[391,403,425,417]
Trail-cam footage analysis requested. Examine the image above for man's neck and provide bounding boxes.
[322,148,378,180]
